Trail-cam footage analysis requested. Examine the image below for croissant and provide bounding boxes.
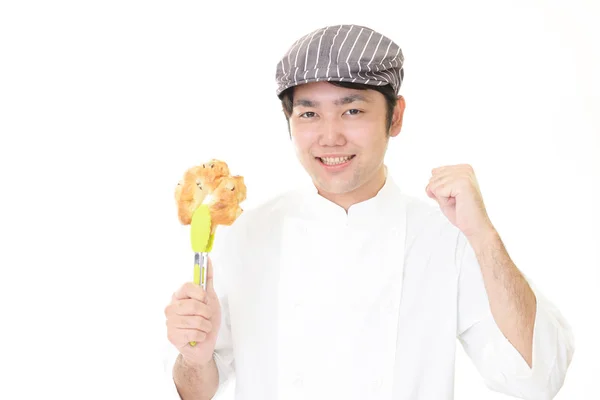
[174,159,247,231]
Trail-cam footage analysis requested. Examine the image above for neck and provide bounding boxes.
[317,165,387,212]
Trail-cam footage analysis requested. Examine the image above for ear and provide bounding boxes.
[389,95,406,138]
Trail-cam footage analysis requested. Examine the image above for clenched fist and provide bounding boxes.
[425,163,495,240]
[165,257,222,367]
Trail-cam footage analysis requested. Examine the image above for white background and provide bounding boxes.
[1,1,598,399]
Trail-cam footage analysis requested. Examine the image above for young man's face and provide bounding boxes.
[288,81,404,200]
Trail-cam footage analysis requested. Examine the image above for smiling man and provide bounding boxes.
[165,24,574,400]
[282,81,402,211]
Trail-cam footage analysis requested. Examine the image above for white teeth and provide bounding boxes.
[320,156,352,165]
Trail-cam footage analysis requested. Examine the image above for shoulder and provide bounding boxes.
[214,189,296,241]
[238,190,297,225]
[402,193,451,231]
[400,192,464,256]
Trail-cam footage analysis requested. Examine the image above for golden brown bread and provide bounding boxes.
[204,175,247,232]
[174,159,246,230]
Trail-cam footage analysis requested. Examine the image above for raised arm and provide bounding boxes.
[456,230,574,398]
[426,164,574,397]
[467,229,537,366]
[165,258,235,399]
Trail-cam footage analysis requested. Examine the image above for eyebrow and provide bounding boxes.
[293,93,371,108]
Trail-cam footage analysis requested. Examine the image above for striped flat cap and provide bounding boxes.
[275,24,404,97]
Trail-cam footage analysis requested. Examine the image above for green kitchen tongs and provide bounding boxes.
[189,203,215,347]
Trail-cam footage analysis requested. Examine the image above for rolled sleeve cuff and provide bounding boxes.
[482,295,574,399]
[213,350,235,389]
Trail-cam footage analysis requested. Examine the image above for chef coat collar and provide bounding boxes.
[294,166,403,227]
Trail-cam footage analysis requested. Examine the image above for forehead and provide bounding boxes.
[292,81,379,104]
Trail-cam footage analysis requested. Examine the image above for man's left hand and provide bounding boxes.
[426,164,495,240]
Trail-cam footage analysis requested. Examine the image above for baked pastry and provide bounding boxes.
[175,159,246,230]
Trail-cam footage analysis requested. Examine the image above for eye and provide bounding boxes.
[344,109,361,115]
[299,111,316,118]
[210,164,214,168]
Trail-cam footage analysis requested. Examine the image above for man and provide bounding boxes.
[164,24,574,399]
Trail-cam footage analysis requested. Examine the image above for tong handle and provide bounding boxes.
[190,252,208,346]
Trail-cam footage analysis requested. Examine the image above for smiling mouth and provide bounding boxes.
[316,155,356,166]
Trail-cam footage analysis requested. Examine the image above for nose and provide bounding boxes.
[318,117,346,147]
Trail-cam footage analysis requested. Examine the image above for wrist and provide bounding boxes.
[466,226,501,253]
[180,353,214,370]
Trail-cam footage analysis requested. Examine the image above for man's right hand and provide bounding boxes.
[165,257,222,367]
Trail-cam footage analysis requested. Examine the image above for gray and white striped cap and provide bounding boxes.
[275,24,404,97]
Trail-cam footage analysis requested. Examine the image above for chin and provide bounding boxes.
[314,177,360,195]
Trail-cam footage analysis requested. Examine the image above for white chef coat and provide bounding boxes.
[163,171,574,400]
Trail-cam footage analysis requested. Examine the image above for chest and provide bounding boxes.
[227,216,459,399]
